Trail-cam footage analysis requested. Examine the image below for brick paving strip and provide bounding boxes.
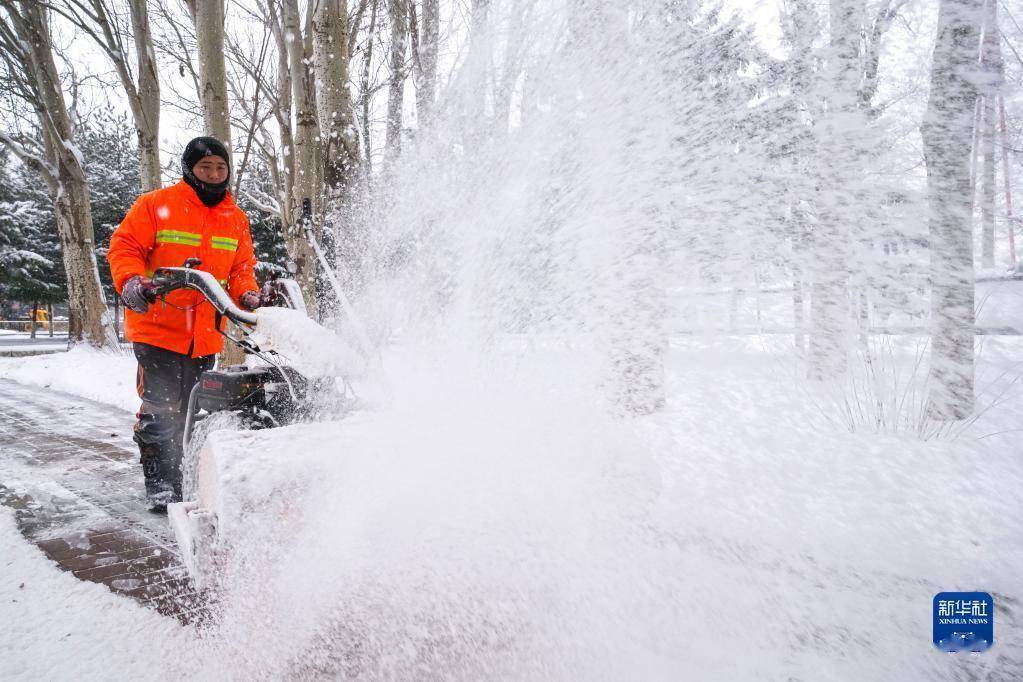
[0,378,210,624]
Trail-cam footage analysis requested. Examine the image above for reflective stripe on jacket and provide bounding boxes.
[107,179,259,357]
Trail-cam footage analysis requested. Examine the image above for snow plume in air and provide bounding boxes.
[190,1,1022,679]
[199,5,726,675]
[204,358,674,679]
[251,306,364,379]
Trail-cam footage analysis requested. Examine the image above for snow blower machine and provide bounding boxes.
[144,260,354,590]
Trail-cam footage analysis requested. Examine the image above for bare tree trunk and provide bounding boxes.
[921,0,982,419]
[981,95,996,268]
[563,0,665,415]
[417,0,438,125]
[969,95,981,199]
[186,0,231,145]
[185,0,239,363]
[313,0,363,298]
[304,1,323,195]
[129,0,161,190]
[360,0,379,173]
[11,1,113,348]
[859,0,904,116]
[492,0,527,137]
[313,0,360,199]
[464,0,491,125]
[385,0,408,160]
[268,0,295,230]
[782,0,817,357]
[791,211,811,354]
[999,94,1017,264]
[980,0,1002,268]
[283,0,321,315]
[806,0,864,380]
[48,129,113,347]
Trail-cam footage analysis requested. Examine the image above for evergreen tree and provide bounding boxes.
[0,149,65,314]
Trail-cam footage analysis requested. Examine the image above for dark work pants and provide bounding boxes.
[133,342,215,497]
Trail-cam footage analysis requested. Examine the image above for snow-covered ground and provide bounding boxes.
[190,337,1022,680]
[0,509,201,680]
[0,346,138,412]
[3,336,1017,679]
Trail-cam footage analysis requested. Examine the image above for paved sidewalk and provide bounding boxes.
[0,379,208,624]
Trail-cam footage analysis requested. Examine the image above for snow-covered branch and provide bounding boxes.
[242,189,282,218]
[0,130,57,188]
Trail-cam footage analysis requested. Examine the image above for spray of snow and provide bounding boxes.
[184,2,1023,678]
[190,338,1022,680]
[250,306,364,378]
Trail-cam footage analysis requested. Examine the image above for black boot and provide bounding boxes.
[161,441,185,504]
[140,443,174,513]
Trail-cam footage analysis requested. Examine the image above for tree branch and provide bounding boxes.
[0,130,58,188]
[242,187,282,217]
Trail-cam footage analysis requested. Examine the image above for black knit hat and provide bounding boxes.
[182,136,230,206]
[182,136,230,172]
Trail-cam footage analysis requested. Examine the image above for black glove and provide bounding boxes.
[239,290,263,311]
[121,275,154,314]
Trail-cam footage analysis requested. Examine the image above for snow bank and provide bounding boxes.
[249,306,364,378]
[0,346,138,413]
[0,509,201,680]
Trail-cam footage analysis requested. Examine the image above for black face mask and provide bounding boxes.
[183,167,229,207]
[181,136,231,207]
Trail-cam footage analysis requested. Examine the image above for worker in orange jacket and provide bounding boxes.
[108,137,262,512]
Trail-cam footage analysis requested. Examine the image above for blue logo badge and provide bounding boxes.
[934,592,994,652]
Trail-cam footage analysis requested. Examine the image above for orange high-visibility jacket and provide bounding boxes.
[107,179,259,357]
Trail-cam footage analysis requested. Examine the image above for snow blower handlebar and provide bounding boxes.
[148,266,259,326]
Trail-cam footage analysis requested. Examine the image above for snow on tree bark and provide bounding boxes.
[981,90,996,269]
[268,0,296,233]
[979,0,1002,269]
[360,0,379,174]
[385,0,408,161]
[128,0,162,191]
[921,0,982,419]
[186,0,231,146]
[416,0,439,126]
[313,0,360,199]
[185,0,243,364]
[283,0,321,316]
[313,0,364,298]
